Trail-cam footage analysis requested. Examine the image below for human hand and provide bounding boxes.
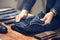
[40,12,54,24]
[16,10,28,22]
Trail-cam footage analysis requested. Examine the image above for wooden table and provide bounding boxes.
[0,14,37,40]
[0,14,59,40]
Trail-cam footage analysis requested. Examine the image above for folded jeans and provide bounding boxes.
[11,12,46,35]
[11,11,60,35]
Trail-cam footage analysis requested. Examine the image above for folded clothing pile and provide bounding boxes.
[5,11,57,36]
[11,12,46,35]
[0,8,20,22]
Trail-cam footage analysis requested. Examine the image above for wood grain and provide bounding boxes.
[0,22,36,40]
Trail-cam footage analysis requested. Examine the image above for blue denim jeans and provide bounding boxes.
[11,12,60,35]
[0,8,20,22]
[0,24,8,34]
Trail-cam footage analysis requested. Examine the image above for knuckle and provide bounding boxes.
[47,22,50,24]
[45,21,50,24]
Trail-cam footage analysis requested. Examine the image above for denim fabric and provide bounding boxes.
[30,12,45,25]
[11,16,35,35]
[0,18,14,22]
[14,16,35,29]
[5,20,16,25]
[22,0,36,11]
[22,0,60,15]
[0,8,20,19]
[0,8,20,22]
[11,12,60,35]
[11,12,46,35]
[0,24,8,34]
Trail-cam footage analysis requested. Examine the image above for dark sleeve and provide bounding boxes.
[22,0,36,11]
[52,0,60,15]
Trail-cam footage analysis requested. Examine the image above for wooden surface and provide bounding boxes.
[0,14,59,40]
[0,14,37,40]
[0,22,58,40]
[0,22,37,40]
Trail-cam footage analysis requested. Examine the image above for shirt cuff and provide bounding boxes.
[50,8,56,16]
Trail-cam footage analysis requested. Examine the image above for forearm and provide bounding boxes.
[50,0,60,16]
[22,0,36,12]
[21,9,29,13]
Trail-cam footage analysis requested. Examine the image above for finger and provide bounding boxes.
[45,17,53,25]
[22,14,28,19]
[16,18,21,22]
[45,19,50,25]
[16,14,27,22]
[40,17,46,21]
[22,15,27,19]
[45,21,49,25]
[16,16,19,22]
[16,15,21,22]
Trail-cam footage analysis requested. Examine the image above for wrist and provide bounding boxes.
[22,9,29,13]
[49,12,55,16]
[19,9,28,15]
[50,8,56,16]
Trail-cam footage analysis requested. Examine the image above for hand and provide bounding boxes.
[40,12,54,24]
[16,10,28,22]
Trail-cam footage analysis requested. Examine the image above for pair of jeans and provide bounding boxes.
[11,12,44,35]
[0,8,20,22]
[11,12,60,35]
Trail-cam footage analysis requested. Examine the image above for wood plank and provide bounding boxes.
[0,14,59,40]
[0,23,37,40]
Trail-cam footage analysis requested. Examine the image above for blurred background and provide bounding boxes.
[0,0,45,15]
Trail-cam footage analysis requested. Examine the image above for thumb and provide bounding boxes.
[16,18,21,22]
[16,15,21,22]
[40,17,46,21]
